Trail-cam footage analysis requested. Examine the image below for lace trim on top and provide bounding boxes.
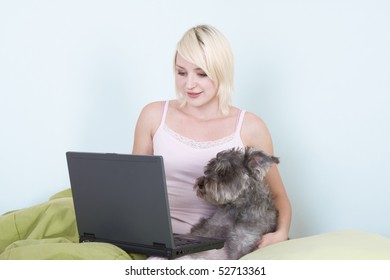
[163,124,236,149]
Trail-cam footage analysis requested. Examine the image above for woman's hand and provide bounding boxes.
[256,230,288,249]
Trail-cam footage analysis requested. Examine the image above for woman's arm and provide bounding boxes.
[241,112,292,247]
[132,101,163,155]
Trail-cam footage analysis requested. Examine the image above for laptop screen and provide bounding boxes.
[67,152,175,247]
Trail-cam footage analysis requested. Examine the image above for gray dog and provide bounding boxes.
[179,147,279,260]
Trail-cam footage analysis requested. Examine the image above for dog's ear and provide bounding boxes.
[244,147,279,179]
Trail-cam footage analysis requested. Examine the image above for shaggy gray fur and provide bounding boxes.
[179,147,279,260]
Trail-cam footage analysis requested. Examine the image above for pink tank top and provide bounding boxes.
[153,101,245,234]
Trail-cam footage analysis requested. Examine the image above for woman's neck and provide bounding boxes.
[177,101,230,121]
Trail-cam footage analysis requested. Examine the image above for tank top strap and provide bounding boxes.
[159,100,169,126]
[235,110,246,134]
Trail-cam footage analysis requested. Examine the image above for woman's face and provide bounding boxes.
[175,53,218,109]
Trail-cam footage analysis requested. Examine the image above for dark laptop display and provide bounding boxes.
[66,152,224,259]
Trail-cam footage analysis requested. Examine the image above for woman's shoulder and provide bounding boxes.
[241,110,273,151]
[138,100,166,122]
[243,111,268,128]
[140,100,164,115]
[140,100,178,115]
[135,101,167,134]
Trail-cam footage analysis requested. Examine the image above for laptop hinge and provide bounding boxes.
[80,233,96,242]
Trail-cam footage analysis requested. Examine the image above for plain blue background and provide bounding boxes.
[1,0,389,239]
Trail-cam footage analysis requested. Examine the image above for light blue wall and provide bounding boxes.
[1,0,389,238]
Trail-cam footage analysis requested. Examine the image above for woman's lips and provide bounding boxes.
[187,91,202,98]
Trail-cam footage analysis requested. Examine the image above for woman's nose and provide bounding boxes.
[186,74,196,89]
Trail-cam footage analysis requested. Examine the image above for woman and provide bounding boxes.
[132,24,291,249]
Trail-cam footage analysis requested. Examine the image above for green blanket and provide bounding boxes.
[0,189,146,260]
[2,189,390,260]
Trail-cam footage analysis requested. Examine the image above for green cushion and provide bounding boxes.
[241,230,390,260]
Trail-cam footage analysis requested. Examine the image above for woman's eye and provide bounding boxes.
[198,73,208,77]
[177,71,186,76]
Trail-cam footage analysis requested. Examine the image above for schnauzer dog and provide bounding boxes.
[180,147,279,260]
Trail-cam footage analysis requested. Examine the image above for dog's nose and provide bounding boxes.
[197,178,205,190]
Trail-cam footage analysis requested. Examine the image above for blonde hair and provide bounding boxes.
[174,25,234,115]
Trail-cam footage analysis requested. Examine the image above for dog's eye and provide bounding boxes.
[218,170,227,178]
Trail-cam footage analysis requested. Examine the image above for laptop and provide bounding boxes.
[66,151,224,259]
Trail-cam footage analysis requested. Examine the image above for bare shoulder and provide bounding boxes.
[139,101,164,119]
[137,101,164,127]
[241,111,274,153]
[132,101,166,155]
